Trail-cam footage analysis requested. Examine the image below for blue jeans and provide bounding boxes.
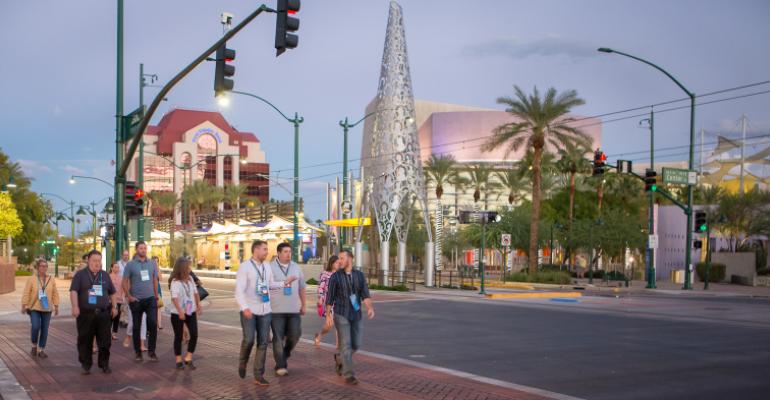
[239,312,271,378]
[128,297,158,354]
[271,313,302,369]
[29,310,52,348]
[334,314,363,378]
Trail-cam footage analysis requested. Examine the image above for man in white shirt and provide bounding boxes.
[235,240,296,386]
[269,242,306,377]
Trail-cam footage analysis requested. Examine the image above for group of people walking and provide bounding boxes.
[20,239,375,386]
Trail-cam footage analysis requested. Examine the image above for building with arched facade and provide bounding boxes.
[126,108,269,225]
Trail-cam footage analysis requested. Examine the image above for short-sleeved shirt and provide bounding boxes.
[70,268,116,310]
[325,269,370,322]
[169,277,197,315]
[122,257,157,300]
[269,259,306,314]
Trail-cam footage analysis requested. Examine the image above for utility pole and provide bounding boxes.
[740,114,746,195]
[114,0,125,263]
[641,109,657,289]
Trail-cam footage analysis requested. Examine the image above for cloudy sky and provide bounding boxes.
[1,0,769,233]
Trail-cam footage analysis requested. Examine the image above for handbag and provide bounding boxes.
[317,303,324,318]
[157,297,164,308]
[197,285,209,301]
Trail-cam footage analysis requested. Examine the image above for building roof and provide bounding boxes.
[148,108,259,155]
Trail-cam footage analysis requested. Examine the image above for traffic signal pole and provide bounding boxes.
[646,109,656,288]
[116,4,274,249]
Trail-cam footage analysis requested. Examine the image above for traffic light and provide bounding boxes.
[644,169,658,192]
[134,187,145,218]
[125,180,137,217]
[275,0,300,56]
[592,149,606,176]
[693,240,703,249]
[214,42,236,97]
[694,211,707,233]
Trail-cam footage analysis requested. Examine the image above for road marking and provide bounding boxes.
[486,291,582,299]
[116,386,143,393]
[196,319,585,400]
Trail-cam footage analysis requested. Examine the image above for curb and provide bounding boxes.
[485,292,582,299]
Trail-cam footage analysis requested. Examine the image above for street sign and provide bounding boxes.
[662,167,696,185]
[122,106,146,142]
[501,233,511,247]
[648,234,658,249]
[341,200,353,215]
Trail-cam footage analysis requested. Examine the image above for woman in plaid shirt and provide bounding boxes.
[314,255,340,346]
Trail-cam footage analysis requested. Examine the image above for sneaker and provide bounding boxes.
[37,350,48,359]
[134,353,143,362]
[176,362,184,370]
[148,353,159,362]
[102,367,112,374]
[345,376,359,385]
[185,360,196,370]
[254,376,270,386]
[238,364,246,379]
[81,367,91,375]
[276,368,288,376]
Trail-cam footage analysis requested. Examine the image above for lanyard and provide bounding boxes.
[250,260,266,282]
[89,270,103,286]
[276,262,290,279]
[37,276,49,292]
[344,272,356,296]
[181,278,192,299]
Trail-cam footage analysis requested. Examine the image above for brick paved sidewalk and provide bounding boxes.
[0,318,569,400]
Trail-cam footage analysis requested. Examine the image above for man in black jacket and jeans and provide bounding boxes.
[324,249,374,385]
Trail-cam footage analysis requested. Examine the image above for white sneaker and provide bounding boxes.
[276,368,288,376]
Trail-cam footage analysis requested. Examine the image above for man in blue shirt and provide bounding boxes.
[324,249,374,385]
[122,241,159,362]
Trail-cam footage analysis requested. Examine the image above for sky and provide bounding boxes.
[1,0,769,234]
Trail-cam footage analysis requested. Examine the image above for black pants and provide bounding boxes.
[129,297,158,355]
[111,304,123,333]
[270,313,302,369]
[76,309,112,370]
[170,313,198,356]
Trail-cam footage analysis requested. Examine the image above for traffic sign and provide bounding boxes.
[662,167,697,185]
[501,233,511,247]
[648,234,658,249]
[341,200,353,215]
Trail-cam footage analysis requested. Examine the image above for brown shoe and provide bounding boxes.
[30,347,37,357]
[37,350,48,359]
[254,376,270,386]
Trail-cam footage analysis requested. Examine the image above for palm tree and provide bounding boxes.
[149,191,179,263]
[483,86,590,273]
[465,165,498,208]
[495,169,527,207]
[223,183,249,210]
[424,154,463,200]
[556,141,592,226]
[183,180,223,225]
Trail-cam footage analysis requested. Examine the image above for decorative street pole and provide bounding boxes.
[598,47,696,289]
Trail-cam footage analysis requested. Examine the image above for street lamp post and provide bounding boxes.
[338,112,375,248]
[1,177,17,263]
[43,193,76,272]
[640,109,657,289]
[598,47,696,290]
[229,90,304,261]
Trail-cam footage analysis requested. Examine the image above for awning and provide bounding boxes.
[324,217,371,227]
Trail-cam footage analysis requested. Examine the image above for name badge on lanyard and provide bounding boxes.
[252,260,270,303]
[346,274,360,311]
[280,264,292,296]
[38,277,50,309]
[140,268,150,282]
[88,272,102,304]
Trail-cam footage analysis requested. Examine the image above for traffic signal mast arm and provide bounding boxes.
[619,168,688,211]
[119,4,273,178]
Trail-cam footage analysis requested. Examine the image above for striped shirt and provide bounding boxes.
[325,269,370,322]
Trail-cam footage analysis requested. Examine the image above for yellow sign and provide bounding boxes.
[323,217,371,227]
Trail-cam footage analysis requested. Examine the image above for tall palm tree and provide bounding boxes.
[496,169,527,206]
[424,154,463,200]
[183,180,223,225]
[556,141,592,226]
[465,165,498,208]
[149,191,179,263]
[483,86,590,273]
[223,183,249,210]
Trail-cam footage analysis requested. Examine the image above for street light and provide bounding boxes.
[224,90,304,261]
[598,47,696,290]
[7,176,17,189]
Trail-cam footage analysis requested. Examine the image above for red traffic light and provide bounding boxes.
[134,188,145,201]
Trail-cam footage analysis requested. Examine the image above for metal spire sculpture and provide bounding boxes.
[358,1,433,281]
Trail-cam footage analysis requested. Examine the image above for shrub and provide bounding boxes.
[696,262,726,282]
[504,271,571,285]
[460,284,477,291]
[757,268,770,276]
[605,271,627,281]
[306,278,319,285]
[539,264,563,272]
[15,270,33,276]
[369,284,409,292]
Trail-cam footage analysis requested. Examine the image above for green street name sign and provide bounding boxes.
[662,167,697,185]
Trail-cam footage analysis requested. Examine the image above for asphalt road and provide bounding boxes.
[195,277,770,400]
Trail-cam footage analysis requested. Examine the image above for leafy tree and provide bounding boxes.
[150,191,179,265]
[0,192,23,240]
[483,86,590,272]
[223,183,249,210]
[0,148,52,246]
